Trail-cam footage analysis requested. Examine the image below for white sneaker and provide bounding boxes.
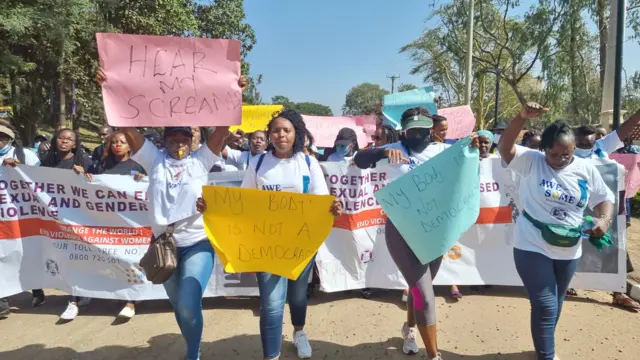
[117,305,135,319]
[430,353,443,360]
[293,330,312,359]
[401,322,419,355]
[60,301,79,321]
[77,297,91,307]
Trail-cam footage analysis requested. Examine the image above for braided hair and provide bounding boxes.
[379,124,399,145]
[540,121,574,151]
[574,124,597,138]
[41,128,86,168]
[521,129,542,147]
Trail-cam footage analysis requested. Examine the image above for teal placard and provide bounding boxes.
[382,86,437,129]
[375,137,480,264]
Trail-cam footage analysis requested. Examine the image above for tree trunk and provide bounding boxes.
[58,81,67,129]
[569,0,580,119]
[597,0,607,89]
[9,73,18,114]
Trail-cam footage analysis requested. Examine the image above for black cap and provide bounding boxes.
[334,127,358,146]
[164,127,193,138]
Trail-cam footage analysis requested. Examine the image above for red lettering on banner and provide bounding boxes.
[0,218,152,245]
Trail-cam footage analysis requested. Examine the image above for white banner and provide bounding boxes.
[0,166,257,300]
[318,158,628,292]
[0,158,628,300]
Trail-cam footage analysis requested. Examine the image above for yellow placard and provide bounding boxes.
[230,105,284,133]
[202,186,335,280]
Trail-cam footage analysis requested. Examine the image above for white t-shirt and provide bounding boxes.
[380,142,450,181]
[0,146,40,166]
[225,146,262,171]
[242,152,329,195]
[595,131,623,156]
[508,147,615,260]
[133,140,219,247]
[326,152,357,163]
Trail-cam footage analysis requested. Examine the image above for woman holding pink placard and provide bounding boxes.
[97,69,246,360]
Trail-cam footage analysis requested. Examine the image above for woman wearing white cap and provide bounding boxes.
[0,124,41,167]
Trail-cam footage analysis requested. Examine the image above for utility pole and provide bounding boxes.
[387,75,400,93]
[464,0,475,105]
[612,0,625,130]
[494,69,501,125]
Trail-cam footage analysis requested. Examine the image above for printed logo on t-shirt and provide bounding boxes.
[540,179,581,207]
[550,207,568,220]
[408,158,420,171]
[168,164,186,189]
[262,184,282,191]
[576,179,588,208]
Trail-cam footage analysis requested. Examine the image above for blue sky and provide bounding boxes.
[243,0,640,115]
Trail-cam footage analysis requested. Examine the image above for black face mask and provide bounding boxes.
[403,128,431,152]
[403,137,424,150]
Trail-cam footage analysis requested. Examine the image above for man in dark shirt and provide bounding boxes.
[91,126,113,163]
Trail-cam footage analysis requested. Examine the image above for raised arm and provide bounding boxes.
[498,102,548,164]
[207,127,233,155]
[121,128,145,154]
[206,77,248,154]
[96,70,145,153]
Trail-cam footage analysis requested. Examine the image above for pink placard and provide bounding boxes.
[609,154,640,198]
[439,105,476,139]
[351,115,378,136]
[303,115,370,148]
[96,33,242,127]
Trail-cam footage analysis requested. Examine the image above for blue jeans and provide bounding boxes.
[163,240,214,360]
[626,198,631,224]
[514,248,579,360]
[256,258,315,359]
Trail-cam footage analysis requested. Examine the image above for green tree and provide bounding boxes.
[623,71,640,113]
[195,0,256,75]
[292,102,333,116]
[397,83,418,92]
[0,0,257,143]
[342,83,389,115]
[243,74,263,105]
[400,1,542,129]
[270,95,332,115]
[271,95,292,107]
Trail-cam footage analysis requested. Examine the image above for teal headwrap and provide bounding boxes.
[477,130,494,144]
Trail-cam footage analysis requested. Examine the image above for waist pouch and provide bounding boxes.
[523,211,582,248]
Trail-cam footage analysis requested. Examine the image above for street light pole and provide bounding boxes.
[464,0,475,105]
